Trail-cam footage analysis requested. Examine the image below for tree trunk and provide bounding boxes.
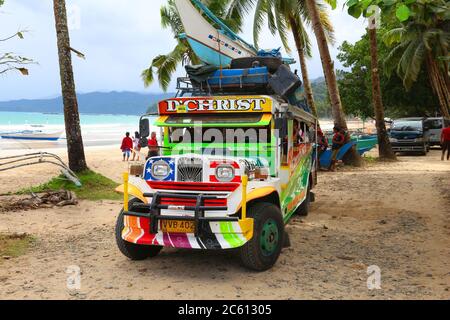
[368,26,396,160]
[289,16,317,117]
[53,0,87,172]
[426,53,450,118]
[305,0,362,166]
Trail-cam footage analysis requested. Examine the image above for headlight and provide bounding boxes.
[215,165,235,182]
[415,138,424,142]
[389,138,398,143]
[151,161,170,180]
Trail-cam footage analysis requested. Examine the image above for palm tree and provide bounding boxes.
[53,0,87,172]
[346,1,396,160]
[142,0,243,91]
[227,0,335,117]
[305,0,361,165]
[368,17,396,160]
[383,1,449,118]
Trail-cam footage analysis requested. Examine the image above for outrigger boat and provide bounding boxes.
[175,0,257,67]
[0,129,63,141]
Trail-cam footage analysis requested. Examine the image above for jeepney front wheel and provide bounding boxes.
[115,198,162,261]
[239,203,285,272]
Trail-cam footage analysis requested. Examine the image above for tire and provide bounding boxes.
[115,198,162,261]
[296,184,311,217]
[231,57,282,74]
[239,203,285,272]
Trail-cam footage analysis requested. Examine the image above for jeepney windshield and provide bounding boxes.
[157,113,273,145]
[168,126,271,144]
[164,114,264,125]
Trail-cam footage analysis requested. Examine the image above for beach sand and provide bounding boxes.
[0,146,449,299]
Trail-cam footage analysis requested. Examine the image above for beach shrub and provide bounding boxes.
[20,170,122,201]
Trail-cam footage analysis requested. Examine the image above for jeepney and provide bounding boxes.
[115,95,318,271]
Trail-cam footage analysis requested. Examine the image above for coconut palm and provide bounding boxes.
[53,0,87,172]
[304,0,361,165]
[383,1,449,118]
[227,0,335,117]
[346,1,396,160]
[142,0,243,91]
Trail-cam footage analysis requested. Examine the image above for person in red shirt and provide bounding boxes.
[120,132,133,162]
[330,126,345,171]
[441,123,450,161]
[147,132,159,160]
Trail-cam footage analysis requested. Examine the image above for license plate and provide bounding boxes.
[161,220,195,233]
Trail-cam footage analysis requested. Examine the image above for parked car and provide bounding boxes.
[424,117,450,147]
[389,118,430,155]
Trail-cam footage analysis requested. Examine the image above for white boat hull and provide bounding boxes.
[175,0,256,67]
[1,131,63,141]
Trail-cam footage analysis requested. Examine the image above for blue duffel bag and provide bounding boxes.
[207,67,269,88]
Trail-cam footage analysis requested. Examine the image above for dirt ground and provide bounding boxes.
[0,148,449,300]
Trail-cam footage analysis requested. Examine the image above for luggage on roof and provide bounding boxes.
[206,67,269,90]
[268,64,302,98]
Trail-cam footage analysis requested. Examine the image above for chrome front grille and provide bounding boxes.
[177,157,203,182]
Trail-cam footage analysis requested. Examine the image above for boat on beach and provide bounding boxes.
[175,0,257,67]
[0,129,63,141]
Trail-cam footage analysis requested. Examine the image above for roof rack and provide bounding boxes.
[176,77,210,97]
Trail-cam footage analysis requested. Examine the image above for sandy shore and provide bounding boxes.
[0,147,449,299]
[0,146,136,194]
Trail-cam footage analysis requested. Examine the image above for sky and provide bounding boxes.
[0,0,368,101]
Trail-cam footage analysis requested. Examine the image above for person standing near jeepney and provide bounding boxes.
[329,126,345,172]
[131,132,141,162]
[317,128,328,157]
[441,122,450,161]
[147,132,159,160]
[120,132,133,162]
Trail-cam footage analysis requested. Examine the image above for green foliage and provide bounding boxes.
[336,29,440,119]
[20,170,121,201]
[382,1,449,90]
[227,0,335,55]
[311,78,333,118]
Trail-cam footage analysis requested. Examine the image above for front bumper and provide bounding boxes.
[391,142,426,152]
[122,192,254,250]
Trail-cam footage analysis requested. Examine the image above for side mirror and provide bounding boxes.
[140,118,150,138]
[139,137,148,148]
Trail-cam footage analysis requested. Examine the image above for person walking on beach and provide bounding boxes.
[131,132,141,162]
[441,122,450,161]
[329,126,345,172]
[147,132,159,160]
[120,132,133,162]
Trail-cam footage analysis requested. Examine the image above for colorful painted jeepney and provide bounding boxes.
[115,95,318,271]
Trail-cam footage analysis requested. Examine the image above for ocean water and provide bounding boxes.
[0,112,157,150]
[0,111,140,126]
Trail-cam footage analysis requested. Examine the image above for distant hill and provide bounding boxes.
[0,91,174,116]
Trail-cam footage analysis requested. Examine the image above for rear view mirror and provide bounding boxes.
[140,118,150,138]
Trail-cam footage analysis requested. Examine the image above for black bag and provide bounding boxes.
[185,64,218,84]
[268,65,302,98]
